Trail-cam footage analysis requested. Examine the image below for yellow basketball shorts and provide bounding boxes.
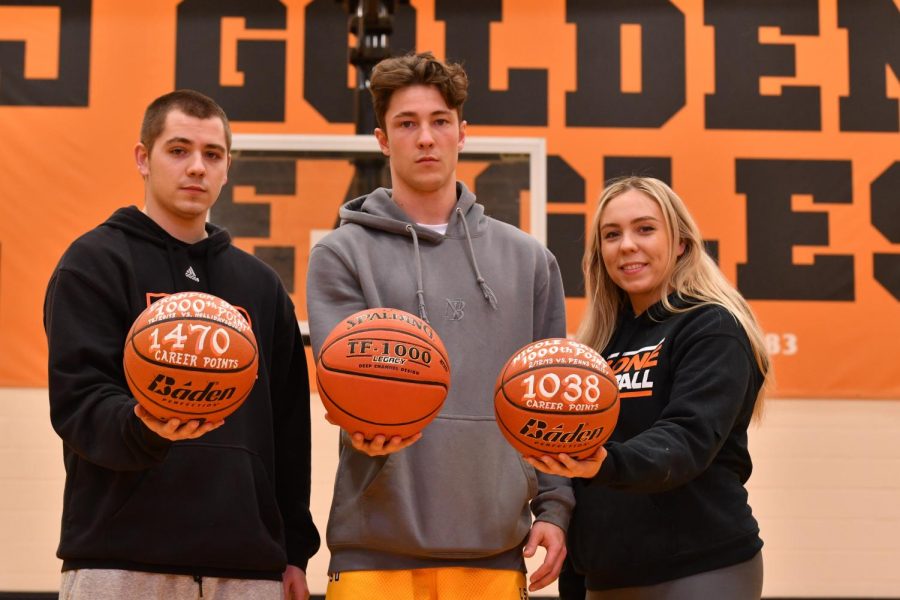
[325,567,528,600]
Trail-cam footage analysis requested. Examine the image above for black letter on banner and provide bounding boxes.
[212,159,296,290]
[548,157,586,297]
[303,0,416,124]
[176,0,286,121]
[474,162,528,227]
[0,0,90,106]
[838,0,900,132]
[872,162,900,299]
[705,0,821,130]
[303,0,351,123]
[436,0,547,125]
[567,0,685,127]
[736,159,853,300]
[603,156,672,185]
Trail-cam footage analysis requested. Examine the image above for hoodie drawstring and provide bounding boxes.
[405,210,499,320]
[406,225,429,322]
[457,208,499,310]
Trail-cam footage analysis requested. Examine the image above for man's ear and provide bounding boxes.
[458,120,467,152]
[135,143,150,177]
[375,128,390,157]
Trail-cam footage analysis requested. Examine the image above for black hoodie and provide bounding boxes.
[43,206,319,578]
[566,296,763,592]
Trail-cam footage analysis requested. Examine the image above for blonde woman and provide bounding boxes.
[528,177,770,600]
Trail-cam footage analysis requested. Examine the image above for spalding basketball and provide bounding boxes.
[123,291,258,422]
[316,308,451,439]
[494,338,619,459]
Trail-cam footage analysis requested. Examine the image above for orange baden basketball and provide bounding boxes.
[494,338,620,459]
[316,307,451,439]
[124,291,258,422]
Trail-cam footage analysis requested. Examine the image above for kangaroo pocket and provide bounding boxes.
[104,444,286,571]
[327,416,538,559]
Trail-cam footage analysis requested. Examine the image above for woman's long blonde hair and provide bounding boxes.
[577,176,770,414]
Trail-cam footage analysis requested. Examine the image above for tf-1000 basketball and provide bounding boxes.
[123,291,259,422]
[495,338,620,459]
[316,307,451,439]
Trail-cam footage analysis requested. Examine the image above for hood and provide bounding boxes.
[102,206,232,254]
[337,183,497,322]
[338,182,483,243]
[102,206,232,292]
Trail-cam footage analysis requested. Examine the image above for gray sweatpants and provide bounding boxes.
[586,552,763,600]
[60,568,283,600]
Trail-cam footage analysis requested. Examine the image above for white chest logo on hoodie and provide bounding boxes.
[445,299,465,321]
[184,266,200,282]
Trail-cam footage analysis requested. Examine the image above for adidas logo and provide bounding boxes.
[184,266,200,282]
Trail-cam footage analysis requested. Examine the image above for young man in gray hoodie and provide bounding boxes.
[306,52,573,599]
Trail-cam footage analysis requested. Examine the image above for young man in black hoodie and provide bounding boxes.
[44,90,319,599]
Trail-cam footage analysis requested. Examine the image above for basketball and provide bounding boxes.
[494,338,620,459]
[123,291,258,422]
[316,307,451,439]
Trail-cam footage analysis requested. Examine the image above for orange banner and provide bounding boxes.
[0,0,897,398]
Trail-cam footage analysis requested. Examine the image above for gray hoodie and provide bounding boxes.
[307,182,574,572]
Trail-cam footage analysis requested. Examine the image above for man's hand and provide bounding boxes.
[525,446,608,479]
[282,565,309,600]
[134,404,224,441]
[349,432,422,456]
[324,412,422,456]
[523,520,567,592]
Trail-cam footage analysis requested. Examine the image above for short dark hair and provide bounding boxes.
[370,51,468,130]
[140,89,232,153]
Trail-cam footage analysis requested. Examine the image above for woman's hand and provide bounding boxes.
[525,446,608,479]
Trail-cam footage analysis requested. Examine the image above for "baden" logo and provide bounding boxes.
[147,374,236,403]
[518,418,605,444]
